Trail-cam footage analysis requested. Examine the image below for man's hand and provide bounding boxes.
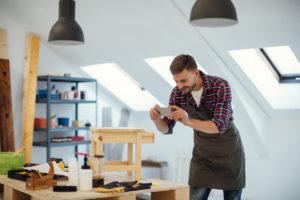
[169,105,190,126]
[149,105,169,133]
[149,104,161,121]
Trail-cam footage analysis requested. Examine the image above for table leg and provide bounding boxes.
[3,185,31,200]
[135,133,142,181]
[95,133,103,156]
[127,143,133,176]
[92,133,96,155]
[151,187,190,200]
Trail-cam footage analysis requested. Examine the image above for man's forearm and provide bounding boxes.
[187,119,219,134]
[153,118,169,133]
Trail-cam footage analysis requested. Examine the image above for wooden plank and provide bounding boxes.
[105,161,129,165]
[151,187,190,200]
[21,34,40,163]
[0,29,14,152]
[0,174,189,200]
[91,134,96,155]
[0,59,15,152]
[104,164,135,172]
[141,134,154,144]
[100,194,136,200]
[92,131,154,144]
[127,143,133,176]
[102,133,137,143]
[135,133,142,181]
[93,133,103,156]
[0,29,8,59]
[91,128,145,134]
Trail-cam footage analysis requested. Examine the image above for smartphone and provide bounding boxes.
[156,107,173,117]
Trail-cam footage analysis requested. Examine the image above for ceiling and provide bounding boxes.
[1,0,300,116]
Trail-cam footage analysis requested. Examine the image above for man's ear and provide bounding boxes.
[194,69,199,76]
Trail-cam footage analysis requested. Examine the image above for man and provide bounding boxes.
[149,55,245,200]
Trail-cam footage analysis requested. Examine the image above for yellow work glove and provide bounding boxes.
[94,187,124,194]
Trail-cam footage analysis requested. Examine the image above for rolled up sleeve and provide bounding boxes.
[211,82,233,134]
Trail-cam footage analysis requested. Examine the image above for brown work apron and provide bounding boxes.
[186,94,245,190]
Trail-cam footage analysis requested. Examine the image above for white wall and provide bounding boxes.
[2,4,300,200]
[0,7,130,165]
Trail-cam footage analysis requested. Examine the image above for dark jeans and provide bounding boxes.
[190,187,242,200]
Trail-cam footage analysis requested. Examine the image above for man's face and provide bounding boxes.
[173,69,197,94]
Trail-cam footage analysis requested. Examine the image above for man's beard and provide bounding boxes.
[181,82,196,94]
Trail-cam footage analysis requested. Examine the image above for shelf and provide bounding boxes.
[37,75,96,83]
[35,75,97,161]
[35,127,90,132]
[33,140,91,147]
[36,99,97,104]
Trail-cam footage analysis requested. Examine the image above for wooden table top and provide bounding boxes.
[0,174,189,200]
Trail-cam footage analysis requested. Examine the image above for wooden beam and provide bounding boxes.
[0,29,15,152]
[0,59,15,152]
[0,29,8,59]
[21,34,40,163]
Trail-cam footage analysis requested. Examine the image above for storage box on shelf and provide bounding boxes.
[34,75,98,161]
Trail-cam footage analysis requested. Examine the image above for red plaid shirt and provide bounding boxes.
[163,71,233,135]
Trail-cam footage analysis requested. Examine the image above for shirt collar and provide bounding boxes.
[199,70,211,90]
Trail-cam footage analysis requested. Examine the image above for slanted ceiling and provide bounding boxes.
[1,0,300,116]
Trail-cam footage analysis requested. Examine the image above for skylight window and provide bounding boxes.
[261,46,300,83]
[145,56,207,88]
[229,47,300,109]
[263,46,300,75]
[81,63,164,111]
[229,48,278,99]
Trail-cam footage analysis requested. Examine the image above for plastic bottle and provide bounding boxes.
[68,156,79,187]
[79,155,92,191]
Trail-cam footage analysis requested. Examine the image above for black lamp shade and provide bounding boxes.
[48,0,84,45]
[190,0,238,27]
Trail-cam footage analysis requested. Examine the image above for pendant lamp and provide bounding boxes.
[190,0,238,27]
[48,0,84,45]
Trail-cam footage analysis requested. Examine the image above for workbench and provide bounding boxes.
[91,128,155,181]
[0,174,189,200]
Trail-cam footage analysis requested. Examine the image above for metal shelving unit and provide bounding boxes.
[34,75,98,161]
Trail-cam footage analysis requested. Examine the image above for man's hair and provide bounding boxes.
[170,54,197,75]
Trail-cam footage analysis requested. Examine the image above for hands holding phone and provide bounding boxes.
[169,105,190,125]
[150,105,190,126]
[149,104,162,121]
